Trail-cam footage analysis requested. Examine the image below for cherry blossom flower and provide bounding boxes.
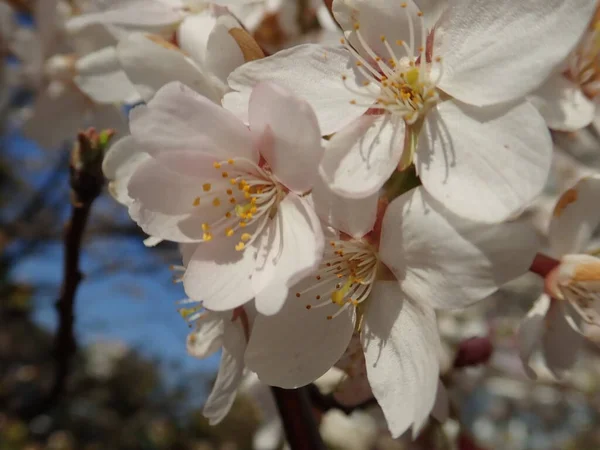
[224,0,595,222]
[182,299,251,425]
[244,186,539,437]
[529,9,600,132]
[116,9,263,103]
[11,0,131,148]
[519,174,600,379]
[119,81,324,314]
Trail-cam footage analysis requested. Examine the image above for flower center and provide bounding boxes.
[339,3,442,125]
[548,254,600,325]
[191,157,283,251]
[566,22,600,99]
[295,239,379,320]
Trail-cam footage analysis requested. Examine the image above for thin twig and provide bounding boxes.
[18,129,109,419]
[271,386,327,450]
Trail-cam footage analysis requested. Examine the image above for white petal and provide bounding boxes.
[117,33,220,103]
[253,195,325,315]
[183,234,259,309]
[224,44,368,135]
[102,136,151,206]
[380,187,540,310]
[311,174,378,238]
[436,0,595,106]
[177,11,218,67]
[417,99,552,223]
[129,82,256,161]
[362,281,440,438]
[542,299,583,379]
[246,279,354,388]
[320,114,405,198]
[333,0,425,62]
[203,316,247,425]
[249,82,323,193]
[74,46,139,104]
[517,294,551,379]
[549,174,600,255]
[66,0,184,32]
[205,15,249,91]
[528,73,595,132]
[186,313,225,358]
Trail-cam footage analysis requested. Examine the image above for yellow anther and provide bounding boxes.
[239,221,247,228]
[353,22,360,30]
[203,183,211,192]
[250,206,257,214]
[340,38,346,44]
[201,223,210,232]
[229,197,236,204]
[225,227,234,237]
[417,11,423,16]
[350,100,357,104]
[241,233,252,242]
[213,162,221,169]
[235,242,245,251]
[400,2,407,7]
[226,188,233,195]
[341,74,347,80]
[203,232,213,241]
[396,40,404,46]
[221,171,228,178]
[227,159,234,165]
[193,197,200,207]
[225,211,232,218]
[380,35,386,42]
[230,178,237,185]
[238,182,246,190]
[244,192,252,199]
[212,198,221,207]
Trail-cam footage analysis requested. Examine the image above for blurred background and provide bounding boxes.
[2,1,600,449]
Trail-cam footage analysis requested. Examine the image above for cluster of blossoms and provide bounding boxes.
[9,0,600,441]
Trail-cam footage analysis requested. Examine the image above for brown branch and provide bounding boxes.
[529,252,559,278]
[271,386,326,450]
[18,129,110,419]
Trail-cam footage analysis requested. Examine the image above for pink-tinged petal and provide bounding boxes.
[183,237,258,310]
[66,0,185,32]
[186,313,225,358]
[253,194,325,315]
[117,33,220,103]
[333,0,425,61]
[380,188,540,310]
[129,82,257,161]
[542,299,583,379]
[224,44,368,135]
[549,174,600,255]
[436,0,595,106]
[320,114,405,199]
[417,99,552,223]
[74,46,139,103]
[246,278,354,388]
[249,82,323,193]
[529,73,595,132]
[517,294,551,379]
[102,136,151,206]
[362,281,440,438]
[311,174,377,238]
[203,316,247,425]
[126,150,240,242]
